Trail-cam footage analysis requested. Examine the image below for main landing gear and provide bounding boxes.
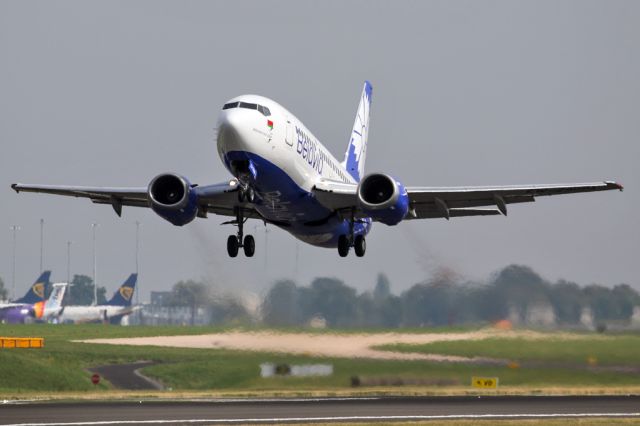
[226,207,255,257]
[338,234,366,257]
[337,211,366,258]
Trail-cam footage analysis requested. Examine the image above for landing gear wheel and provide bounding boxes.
[243,235,255,257]
[354,235,366,257]
[246,188,255,203]
[227,235,239,257]
[338,235,350,257]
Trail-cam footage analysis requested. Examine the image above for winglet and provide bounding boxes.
[11,183,19,193]
[606,181,624,191]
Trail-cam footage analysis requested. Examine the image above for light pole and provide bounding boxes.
[135,221,141,325]
[10,225,20,300]
[67,241,72,301]
[40,219,44,273]
[135,221,140,305]
[91,223,99,305]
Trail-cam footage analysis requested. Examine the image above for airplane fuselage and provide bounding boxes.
[216,95,371,248]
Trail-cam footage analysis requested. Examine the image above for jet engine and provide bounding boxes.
[148,173,199,226]
[357,173,409,225]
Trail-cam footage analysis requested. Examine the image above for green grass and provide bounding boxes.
[1,324,640,395]
[376,335,640,367]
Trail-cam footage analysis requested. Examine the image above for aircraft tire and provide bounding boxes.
[243,235,255,257]
[227,235,239,257]
[354,235,366,257]
[338,235,350,257]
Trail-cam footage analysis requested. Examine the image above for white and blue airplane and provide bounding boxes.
[12,82,623,257]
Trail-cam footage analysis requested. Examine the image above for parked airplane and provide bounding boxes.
[0,271,51,309]
[57,273,137,324]
[0,282,66,324]
[12,82,622,257]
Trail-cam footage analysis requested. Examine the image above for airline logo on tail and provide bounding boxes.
[343,80,372,182]
[32,282,45,299]
[119,286,134,302]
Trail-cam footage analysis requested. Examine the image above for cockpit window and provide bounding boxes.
[260,106,271,116]
[223,101,271,117]
[239,102,258,110]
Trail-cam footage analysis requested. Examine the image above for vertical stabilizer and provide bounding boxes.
[105,273,137,306]
[44,283,67,311]
[342,81,373,182]
[14,271,51,304]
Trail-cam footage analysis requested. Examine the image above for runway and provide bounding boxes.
[1,395,639,425]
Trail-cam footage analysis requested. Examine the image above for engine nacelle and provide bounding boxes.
[357,173,409,225]
[148,173,199,226]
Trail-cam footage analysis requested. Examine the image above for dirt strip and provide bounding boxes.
[75,329,574,363]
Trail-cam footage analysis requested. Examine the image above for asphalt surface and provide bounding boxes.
[1,395,639,425]
[89,362,162,390]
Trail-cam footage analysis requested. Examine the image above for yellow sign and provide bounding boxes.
[0,337,44,348]
[471,376,498,388]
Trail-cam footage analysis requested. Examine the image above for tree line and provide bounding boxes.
[261,265,640,329]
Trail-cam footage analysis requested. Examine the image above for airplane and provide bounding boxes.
[0,282,66,324]
[0,271,51,309]
[12,82,622,258]
[57,273,137,324]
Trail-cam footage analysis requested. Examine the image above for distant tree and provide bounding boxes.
[583,284,616,324]
[611,284,640,321]
[549,280,584,325]
[209,295,250,325]
[0,276,7,301]
[262,280,300,326]
[168,280,210,325]
[402,277,457,326]
[373,274,391,301]
[490,265,550,323]
[307,277,357,327]
[65,275,107,305]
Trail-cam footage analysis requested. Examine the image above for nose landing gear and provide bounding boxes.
[226,207,255,257]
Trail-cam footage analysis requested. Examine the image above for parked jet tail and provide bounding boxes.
[13,271,51,304]
[105,273,137,306]
[342,80,372,182]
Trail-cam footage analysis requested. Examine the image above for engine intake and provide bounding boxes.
[357,173,409,225]
[148,173,199,226]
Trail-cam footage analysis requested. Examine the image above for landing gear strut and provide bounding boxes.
[337,210,366,257]
[226,207,255,257]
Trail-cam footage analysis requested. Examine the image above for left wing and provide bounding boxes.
[313,179,623,220]
[11,180,262,219]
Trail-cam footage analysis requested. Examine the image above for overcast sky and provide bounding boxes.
[1,1,638,302]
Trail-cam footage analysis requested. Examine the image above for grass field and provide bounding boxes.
[1,324,640,397]
[377,335,640,367]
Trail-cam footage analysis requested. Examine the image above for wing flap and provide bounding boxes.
[407,181,622,214]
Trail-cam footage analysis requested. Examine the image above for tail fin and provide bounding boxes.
[14,271,51,304]
[44,283,67,311]
[342,81,373,182]
[105,273,137,306]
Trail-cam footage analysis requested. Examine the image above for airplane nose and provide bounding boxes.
[217,110,249,153]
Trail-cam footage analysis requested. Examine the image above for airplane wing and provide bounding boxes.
[11,181,262,219]
[313,179,623,220]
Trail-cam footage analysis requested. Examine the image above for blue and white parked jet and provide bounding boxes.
[12,82,623,257]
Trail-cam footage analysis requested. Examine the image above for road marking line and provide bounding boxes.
[4,412,640,425]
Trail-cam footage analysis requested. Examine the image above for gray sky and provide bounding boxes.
[1,1,638,301]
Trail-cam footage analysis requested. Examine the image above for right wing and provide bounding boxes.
[313,178,623,221]
[11,180,262,219]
